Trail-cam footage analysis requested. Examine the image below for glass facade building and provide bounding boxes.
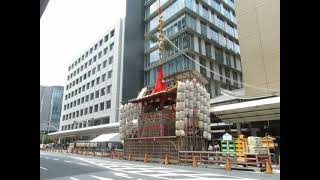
[40,85,64,132]
[144,0,242,97]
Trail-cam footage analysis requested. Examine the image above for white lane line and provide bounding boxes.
[274,170,280,173]
[77,162,89,166]
[113,172,133,179]
[40,167,48,171]
[69,177,80,180]
[91,175,113,180]
[64,160,72,163]
[44,157,50,159]
[53,158,59,160]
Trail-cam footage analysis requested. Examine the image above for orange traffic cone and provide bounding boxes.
[128,153,132,161]
[118,153,121,160]
[265,159,272,174]
[164,154,169,165]
[144,153,148,163]
[225,157,231,171]
[192,156,197,167]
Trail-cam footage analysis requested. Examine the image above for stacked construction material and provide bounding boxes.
[221,139,236,157]
[261,135,275,150]
[235,134,247,161]
[175,80,211,140]
[247,136,269,154]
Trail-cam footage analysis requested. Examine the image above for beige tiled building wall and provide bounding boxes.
[235,0,280,96]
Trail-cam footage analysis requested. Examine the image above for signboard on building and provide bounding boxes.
[222,133,232,141]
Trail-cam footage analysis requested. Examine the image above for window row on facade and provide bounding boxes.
[62,100,111,122]
[147,0,236,34]
[61,116,110,131]
[66,58,113,92]
[145,33,240,71]
[68,29,115,72]
[64,85,112,111]
[65,71,112,101]
[146,14,239,55]
[67,45,114,82]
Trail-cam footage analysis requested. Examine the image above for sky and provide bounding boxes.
[40,0,126,86]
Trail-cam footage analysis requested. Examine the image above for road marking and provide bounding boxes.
[113,172,132,179]
[44,157,50,159]
[64,160,72,163]
[91,175,113,180]
[69,177,80,180]
[73,157,257,180]
[77,162,89,166]
[53,158,59,160]
[40,167,48,171]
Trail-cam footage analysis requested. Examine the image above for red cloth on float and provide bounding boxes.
[152,65,167,94]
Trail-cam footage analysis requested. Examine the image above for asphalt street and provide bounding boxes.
[40,151,280,180]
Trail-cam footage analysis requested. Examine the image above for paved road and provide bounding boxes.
[40,151,280,180]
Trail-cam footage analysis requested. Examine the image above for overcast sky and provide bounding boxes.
[40,0,126,86]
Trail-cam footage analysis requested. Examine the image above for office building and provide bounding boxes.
[55,19,128,142]
[40,85,64,132]
[144,0,243,98]
[235,0,280,96]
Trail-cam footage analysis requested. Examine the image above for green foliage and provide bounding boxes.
[145,34,174,51]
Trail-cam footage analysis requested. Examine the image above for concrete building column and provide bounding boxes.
[236,122,241,135]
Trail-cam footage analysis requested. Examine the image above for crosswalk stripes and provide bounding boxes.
[72,157,258,180]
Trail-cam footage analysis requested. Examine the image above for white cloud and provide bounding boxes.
[40,0,125,86]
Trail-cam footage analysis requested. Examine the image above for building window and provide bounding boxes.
[72,112,75,118]
[90,48,93,54]
[76,111,79,117]
[108,71,112,79]
[90,93,94,100]
[96,77,100,84]
[109,56,113,64]
[85,95,89,102]
[92,67,96,75]
[98,51,102,59]
[97,64,101,71]
[88,70,91,77]
[200,58,207,77]
[91,80,95,87]
[85,62,88,68]
[103,60,107,68]
[89,106,93,114]
[103,47,108,55]
[205,42,211,58]
[110,43,114,50]
[82,85,85,91]
[77,99,80,105]
[89,59,92,65]
[94,44,98,50]
[104,34,109,42]
[200,22,207,36]
[107,85,111,93]
[79,76,82,83]
[198,37,202,54]
[94,104,99,112]
[81,97,84,104]
[106,100,111,109]
[93,55,97,62]
[99,39,103,46]
[101,88,105,96]
[84,108,88,115]
[110,29,115,37]
[95,90,99,98]
[102,74,106,82]
[86,82,90,89]
[100,102,105,111]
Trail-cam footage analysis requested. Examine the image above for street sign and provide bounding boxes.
[222,133,232,141]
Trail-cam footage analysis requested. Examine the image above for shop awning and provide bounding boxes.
[210,96,280,123]
[90,133,120,143]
